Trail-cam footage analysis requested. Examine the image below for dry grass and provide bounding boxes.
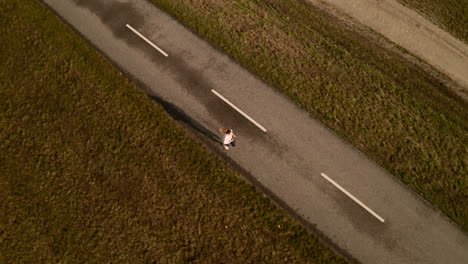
[0,0,347,263]
[397,0,468,43]
[149,0,468,229]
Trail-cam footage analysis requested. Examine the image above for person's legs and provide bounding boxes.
[223,144,229,150]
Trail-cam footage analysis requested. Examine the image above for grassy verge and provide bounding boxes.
[397,0,468,43]
[149,0,468,229]
[0,0,348,263]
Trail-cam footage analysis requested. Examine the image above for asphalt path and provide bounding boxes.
[41,0,468,263]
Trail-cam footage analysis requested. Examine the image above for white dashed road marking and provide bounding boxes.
[321,172,385,223]
[211,89,267,132]
[126,24,168,57]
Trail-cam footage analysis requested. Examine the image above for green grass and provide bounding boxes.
[397,0,468,43]
[0,0,348,263]
[148,0,468,229]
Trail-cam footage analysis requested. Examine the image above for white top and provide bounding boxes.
[222,134,233,145]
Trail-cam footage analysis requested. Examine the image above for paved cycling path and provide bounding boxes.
[307,0,468,100]
[41,0,468,263]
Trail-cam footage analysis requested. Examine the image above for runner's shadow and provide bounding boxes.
[149,95,220,143]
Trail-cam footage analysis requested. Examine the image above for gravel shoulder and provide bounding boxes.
[307,0,468,101]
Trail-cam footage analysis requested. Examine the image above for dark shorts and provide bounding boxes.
[224,140,236,147]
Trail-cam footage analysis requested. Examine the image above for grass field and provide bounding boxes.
[397,0,468,43]
[0,0,348,263]
[149,0,468,230]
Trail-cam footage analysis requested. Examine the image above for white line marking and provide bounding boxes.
[320,173,385,222]
[126,24,168,57]
[211,89,267,132]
